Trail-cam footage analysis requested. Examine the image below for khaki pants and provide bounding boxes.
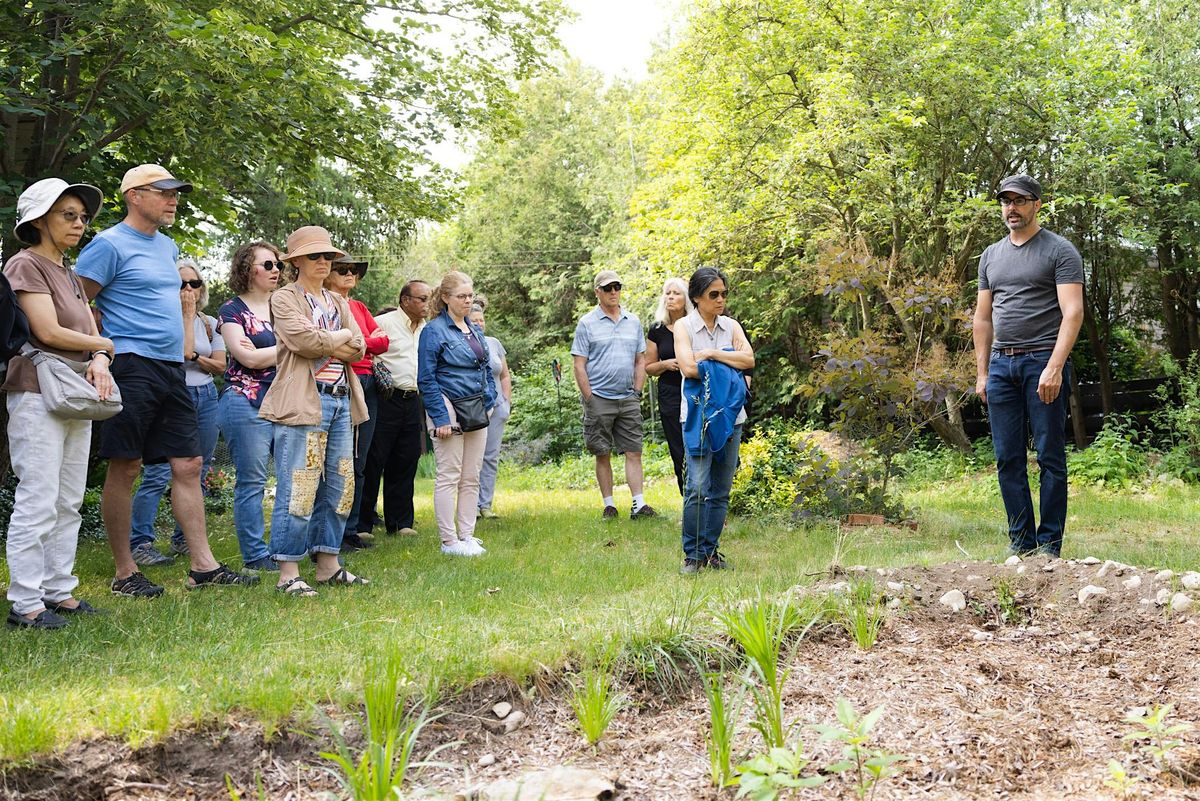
[429,424,488,545]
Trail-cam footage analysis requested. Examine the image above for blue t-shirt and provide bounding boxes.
[571,306,646,400]
[75,222,184,361]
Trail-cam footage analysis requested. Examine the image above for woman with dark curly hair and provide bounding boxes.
[216,241,282,570]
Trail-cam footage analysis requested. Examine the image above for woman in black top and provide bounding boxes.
[645,277,693,494]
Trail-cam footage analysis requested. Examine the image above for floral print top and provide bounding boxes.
[218,296,277,405]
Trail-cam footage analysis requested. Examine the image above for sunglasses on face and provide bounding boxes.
[332,265,362,276]
[998,196,1033,207]
[706,289,729,300]
[599,283,622,292]
[255,260,284,272]
[304,252,338,262]
[181,279,204,289]
[53,210,92,225]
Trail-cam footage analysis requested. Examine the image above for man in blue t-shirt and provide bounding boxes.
[972,174,1085,558]
[77,164,257,597]
[571,269,657,521]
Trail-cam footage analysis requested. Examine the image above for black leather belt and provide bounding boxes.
[994,347,1053,356]
[396,388,419,398]
[316,382,349,397]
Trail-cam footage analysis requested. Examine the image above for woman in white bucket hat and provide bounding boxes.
[4,178,115,629]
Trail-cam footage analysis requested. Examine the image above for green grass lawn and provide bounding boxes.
[2,464,1199,762]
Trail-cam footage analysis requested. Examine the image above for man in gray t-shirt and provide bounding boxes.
[973,174,1084,558]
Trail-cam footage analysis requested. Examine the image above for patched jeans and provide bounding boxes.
[986,350,1071,557]
[682,425,742,561]
[269,393,355,562]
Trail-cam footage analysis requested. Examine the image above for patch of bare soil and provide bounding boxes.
[4,555,1199,800]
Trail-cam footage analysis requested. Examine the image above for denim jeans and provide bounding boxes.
[343,373,378,538]
[269,392,355,561]
[986,350,1072,556]
[130,382,218,549]
[217,389,275,563]
[681,425,742,561]
[477,396,510,510]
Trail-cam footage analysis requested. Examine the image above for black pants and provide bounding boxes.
[359,390,424,531]
[660,392,684,495]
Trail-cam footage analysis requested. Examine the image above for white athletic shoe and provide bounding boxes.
[441,541,473,557]
[462,538,486,555]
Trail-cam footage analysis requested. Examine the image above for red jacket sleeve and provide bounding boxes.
[348,299,389,374]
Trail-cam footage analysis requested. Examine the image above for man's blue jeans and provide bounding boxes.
[682,425,742,561]
[130,382,218,549]
[986,350,1071,557]
[269,393,354,561]
[216,389,274,563]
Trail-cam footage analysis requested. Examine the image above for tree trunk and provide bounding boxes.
[1068,369,1088,448]
[928,407,972,453]
[1082,302,1115,415]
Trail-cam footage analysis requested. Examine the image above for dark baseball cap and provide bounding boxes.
[996,174,1042,200]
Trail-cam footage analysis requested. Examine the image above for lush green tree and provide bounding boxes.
[0,0,566,257]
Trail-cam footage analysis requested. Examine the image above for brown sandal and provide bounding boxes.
[276,577,318,597]
[316,568,369,586]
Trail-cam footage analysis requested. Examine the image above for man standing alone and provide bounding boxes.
[572,270,657,520]
[973,174,1084,558]
[77,164,258,596]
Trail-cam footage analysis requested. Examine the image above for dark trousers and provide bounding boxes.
[986,350,1071,557]
[660,393,684,495]
[359,390,424,532]
[343,373,379,539]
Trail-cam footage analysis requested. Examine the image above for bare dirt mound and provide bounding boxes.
[4,555,1199,800]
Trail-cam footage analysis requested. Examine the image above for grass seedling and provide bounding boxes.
[813,699,908,800]
[320,654,451,801]
[1123,704,1194,768]
[718,597,798,748]
[840,582,886,650]
[704,672,740,788]
[734,739,827,800]
[618,586,729,698]
[225,773,268,801]
[569,670,625,746]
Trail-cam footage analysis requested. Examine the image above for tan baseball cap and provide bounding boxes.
[119,164,193,194]
[593,269,622,289]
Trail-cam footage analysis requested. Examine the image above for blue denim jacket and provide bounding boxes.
[418,310,497,428]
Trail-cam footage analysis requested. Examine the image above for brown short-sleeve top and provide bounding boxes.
[2,249,95,394]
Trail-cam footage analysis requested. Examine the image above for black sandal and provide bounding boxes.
[44,598,105,615]
[187,563,261,590]
[276,577,318,597]
[316,568,370,586]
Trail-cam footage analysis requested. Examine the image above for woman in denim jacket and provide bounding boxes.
[417,271,496,556]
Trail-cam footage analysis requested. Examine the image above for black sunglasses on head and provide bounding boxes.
[181,279,203,289]
[304,252,338,262]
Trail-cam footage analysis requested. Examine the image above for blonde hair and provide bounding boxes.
[178,258,213,340]
[654,277,693,326]
[431,270,473,315]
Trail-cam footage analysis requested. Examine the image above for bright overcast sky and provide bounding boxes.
[559,0,678,81]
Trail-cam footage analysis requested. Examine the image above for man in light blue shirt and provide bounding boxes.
[571,269,657,520]
[77,163,257,597]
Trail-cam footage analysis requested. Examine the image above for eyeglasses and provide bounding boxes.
[53,210,92,225]
[452,292,475,301]
[332,265,362,276]
[136,187,181,200]
[599,282,622,292]
[403,294,430,303]
[998,196,1033,207]
[706,289,730,300]
[181,279,204,289]
[255,260,284,272]
[304,252,338,262]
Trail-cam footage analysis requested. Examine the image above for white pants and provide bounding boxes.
[429,425,488,546]
[5,392,92,614]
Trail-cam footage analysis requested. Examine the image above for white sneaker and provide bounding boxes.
[462,538,486,555]
[441,542,472,557]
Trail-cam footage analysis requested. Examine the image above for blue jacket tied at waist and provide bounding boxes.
[683,356,747,459]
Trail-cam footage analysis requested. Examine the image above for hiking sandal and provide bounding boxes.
[186,563,260,590]
[316,567,370,586]
[276,577,318,597]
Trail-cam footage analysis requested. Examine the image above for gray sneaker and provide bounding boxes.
[169,535,189,556]
[131,542,174,567]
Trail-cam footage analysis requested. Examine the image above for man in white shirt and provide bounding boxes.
[358,280,430,536]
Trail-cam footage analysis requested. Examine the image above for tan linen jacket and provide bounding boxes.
[258,283,368,427]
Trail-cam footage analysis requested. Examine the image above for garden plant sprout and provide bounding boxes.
[569,670,625,746]
[1122,704,1194,767]
[704,672,740,788]
[813,700,908,800]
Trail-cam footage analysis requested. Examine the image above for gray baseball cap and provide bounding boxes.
[996,174,1042,200]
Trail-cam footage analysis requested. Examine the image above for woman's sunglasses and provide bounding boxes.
[706,289,729,299]
[255,260,284,272]
[332,265,363,276]
[304,252,339,262]
[181,279,204,289]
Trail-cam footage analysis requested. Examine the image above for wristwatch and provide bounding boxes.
[188,351,199,362]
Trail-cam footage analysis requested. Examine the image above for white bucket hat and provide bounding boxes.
[14,178,104,245]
